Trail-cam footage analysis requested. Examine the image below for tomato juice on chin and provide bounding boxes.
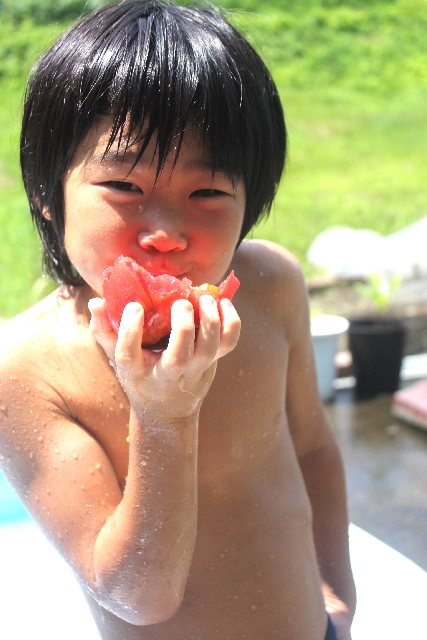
[103,255,240,348]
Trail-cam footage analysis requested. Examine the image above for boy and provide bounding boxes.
[0,1,356,638]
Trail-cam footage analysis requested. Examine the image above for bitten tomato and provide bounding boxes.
[103,256,240,346]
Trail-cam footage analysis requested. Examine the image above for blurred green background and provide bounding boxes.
[1,0,426,318]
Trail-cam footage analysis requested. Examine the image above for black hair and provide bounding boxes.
[20,0,286,285]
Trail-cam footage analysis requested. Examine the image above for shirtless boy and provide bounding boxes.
[0,2,356,638]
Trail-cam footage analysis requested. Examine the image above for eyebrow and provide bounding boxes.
[90,148,224,175]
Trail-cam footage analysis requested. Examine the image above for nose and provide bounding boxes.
[137,227,187,253]
[137,207,187,253]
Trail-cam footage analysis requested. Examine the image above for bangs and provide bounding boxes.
[21,0,286,285]
[61,2,249,177]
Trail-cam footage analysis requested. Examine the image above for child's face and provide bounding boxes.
[63,117,246,296]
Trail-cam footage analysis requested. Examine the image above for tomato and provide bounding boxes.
[103,256,240,346]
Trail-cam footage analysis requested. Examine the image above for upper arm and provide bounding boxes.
[282,260,335,459]
[0,330,123,585]
[244,240,334,459]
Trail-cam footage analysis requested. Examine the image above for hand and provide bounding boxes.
[324,588,354,640]
[88,295,241,420]
[328,611,353,640]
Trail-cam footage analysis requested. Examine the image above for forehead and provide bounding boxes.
[70,116,214,174]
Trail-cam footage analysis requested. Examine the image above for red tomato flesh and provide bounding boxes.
[103,255,240,346]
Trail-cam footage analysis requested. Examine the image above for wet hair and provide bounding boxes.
[21,0,286,285]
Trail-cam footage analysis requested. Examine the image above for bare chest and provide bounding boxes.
[61,301,289,488]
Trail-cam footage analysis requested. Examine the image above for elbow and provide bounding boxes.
[124,596,183,626]
[94,576,186,626]
[127,599,182,627]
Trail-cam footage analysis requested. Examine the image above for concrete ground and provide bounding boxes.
[325,388,427,572]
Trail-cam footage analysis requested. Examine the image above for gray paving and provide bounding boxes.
[325,389,427,571]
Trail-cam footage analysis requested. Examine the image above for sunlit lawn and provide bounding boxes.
[254,88,427,277]
[1,1,427,317]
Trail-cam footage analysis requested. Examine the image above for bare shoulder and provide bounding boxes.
[0,286,94,466]
[0,286,91,375]
[234,239,305,293]
[232,239,309,333]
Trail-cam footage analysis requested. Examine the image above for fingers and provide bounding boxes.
[191,295,240,366]
[192,295,221,362]
[89,294,241,389]
[160,299,195,370]
[161,294,238,375]
[89,298,147,375]
[114,302,145,374]
[217,298,241,359]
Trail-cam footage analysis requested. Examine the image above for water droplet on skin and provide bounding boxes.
[80,485,85,490]
[0,404,7,412]
[46,488,50,494]
[54,448,60,454]
[38,435,44,442]
[95,463,100,470]
[72,452,78,459]
[89,468,94,474]
[53,463,58,469]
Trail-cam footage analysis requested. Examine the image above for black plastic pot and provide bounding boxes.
[348,317,407,400]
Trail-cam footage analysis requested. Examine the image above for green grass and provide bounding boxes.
[1,0,427,317]
[253,88,427,277]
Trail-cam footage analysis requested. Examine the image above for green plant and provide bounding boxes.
[1,0,427,318]
[0,0,108,24]
[354,272,402,311]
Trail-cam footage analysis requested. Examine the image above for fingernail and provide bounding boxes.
[126,302,143,316]
[87,298,97,315]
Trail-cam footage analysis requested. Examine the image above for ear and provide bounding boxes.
[41,205,51,221]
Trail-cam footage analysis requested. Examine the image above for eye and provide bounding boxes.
[104,181,142,193]
[190,189,227,198]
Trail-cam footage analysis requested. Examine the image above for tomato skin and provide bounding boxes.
[103,256,240,346]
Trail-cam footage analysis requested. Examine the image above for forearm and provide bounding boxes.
[299,438,356,620]
[93,409,199,625]
[87,294,240,624]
